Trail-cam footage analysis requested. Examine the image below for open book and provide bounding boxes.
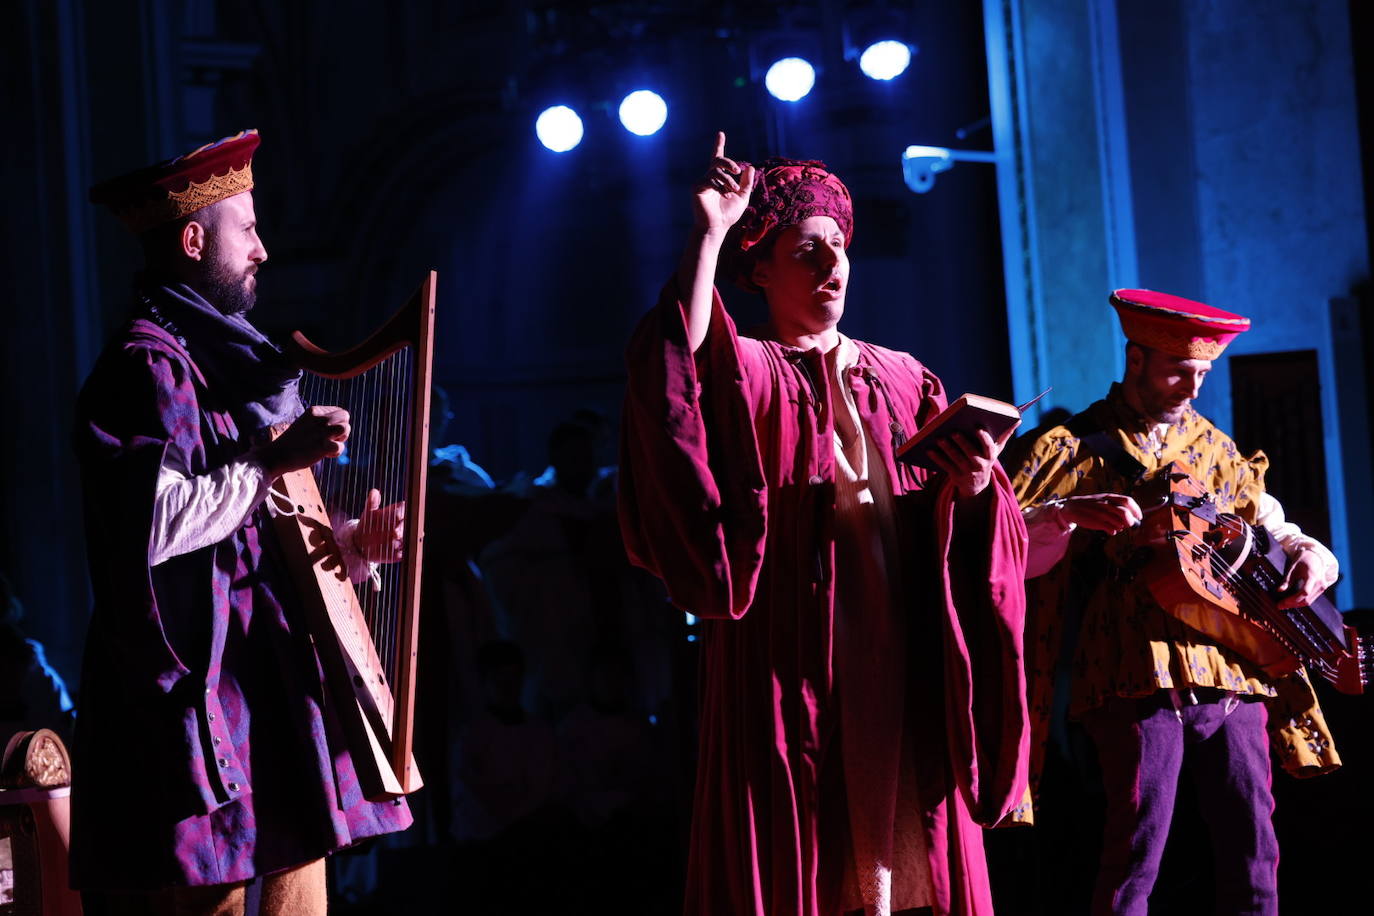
[896,389,1048,471]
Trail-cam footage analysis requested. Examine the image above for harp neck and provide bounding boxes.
[284,271,436,379]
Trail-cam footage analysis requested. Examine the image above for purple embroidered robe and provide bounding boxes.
[70,318,410,889]
[618,287,1031,916]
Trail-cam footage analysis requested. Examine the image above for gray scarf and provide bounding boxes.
[137,278,304,435]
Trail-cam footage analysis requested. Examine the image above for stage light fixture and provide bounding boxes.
[859,40,912,81]
[618,90,668,136]
[535,105,584,152]
[764,57,816,102]
[901,145,997,193]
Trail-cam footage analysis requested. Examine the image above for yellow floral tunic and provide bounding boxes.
[1009,384,1340,794]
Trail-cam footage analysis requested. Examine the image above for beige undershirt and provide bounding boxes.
[827,336,932,916]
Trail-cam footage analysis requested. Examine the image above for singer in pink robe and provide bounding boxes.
[618,144,1031,916]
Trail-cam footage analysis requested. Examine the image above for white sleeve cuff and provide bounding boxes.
[1254,491,1339,589]
[335,517,382,588]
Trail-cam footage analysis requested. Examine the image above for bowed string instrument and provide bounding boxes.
[1105,463,1371,694]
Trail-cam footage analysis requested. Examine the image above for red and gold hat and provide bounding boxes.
[89,129,260,233]
[721,158,854,291]
[1109,288,1250,360]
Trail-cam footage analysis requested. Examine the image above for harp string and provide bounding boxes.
[298,347,417,724]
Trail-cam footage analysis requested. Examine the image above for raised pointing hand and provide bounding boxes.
[693,131,757,233]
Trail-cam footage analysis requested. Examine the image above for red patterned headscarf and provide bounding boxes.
[721,158,854,292]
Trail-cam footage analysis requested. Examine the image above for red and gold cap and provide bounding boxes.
[1109,288,1250,360]
[89,129,260,233]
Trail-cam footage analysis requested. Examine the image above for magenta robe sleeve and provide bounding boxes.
[936,466,1032,827]
[619,283,769,619]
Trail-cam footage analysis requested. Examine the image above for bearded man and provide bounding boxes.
[73,130,409,915]
[1009,289,1341,915]
[619,133,1032,916]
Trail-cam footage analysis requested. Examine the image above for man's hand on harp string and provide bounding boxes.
[258,405,351,475]
[356,488,406,566]
[333,489,405,593]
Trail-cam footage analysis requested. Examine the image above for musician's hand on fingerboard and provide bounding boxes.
[1276,548,1328,609]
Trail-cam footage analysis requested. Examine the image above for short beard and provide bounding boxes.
[1132,383,1189,425]
[203,263,256,316]
[199,238,256,316]
[1152,404,1188,425]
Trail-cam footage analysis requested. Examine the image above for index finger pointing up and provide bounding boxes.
[714,131,726,159]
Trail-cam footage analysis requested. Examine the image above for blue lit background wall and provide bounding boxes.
[988,0,1371,606]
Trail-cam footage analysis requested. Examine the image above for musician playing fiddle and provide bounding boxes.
[73,130,409,915]
[1007,290,1340,916]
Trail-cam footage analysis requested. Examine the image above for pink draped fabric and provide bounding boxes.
[619,286,1030,916]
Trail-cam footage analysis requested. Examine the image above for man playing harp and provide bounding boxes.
[73,130,410,914]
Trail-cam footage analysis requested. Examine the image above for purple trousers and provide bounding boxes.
[1082,691,1278,916]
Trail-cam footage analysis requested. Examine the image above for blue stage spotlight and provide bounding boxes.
[535,105,584,152]
[764,57,816,102]
[859,40,912,81]
[618,90,668,136]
